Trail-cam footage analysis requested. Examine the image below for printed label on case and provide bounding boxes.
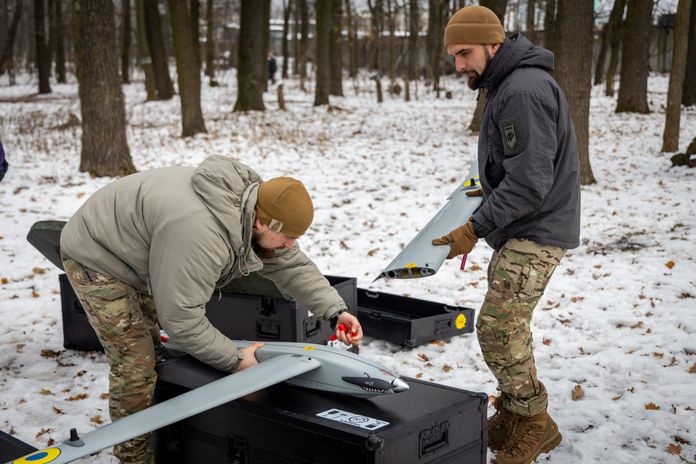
[317,409,390,430]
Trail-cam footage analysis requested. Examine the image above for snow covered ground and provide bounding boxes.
[1,71,695,463]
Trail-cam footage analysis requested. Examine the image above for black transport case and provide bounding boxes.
[58,274,357,351]
[0,431,36,462]
[356,289,476,348]
[152,356,487,464]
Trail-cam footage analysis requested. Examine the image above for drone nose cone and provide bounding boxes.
[392,377,409,393]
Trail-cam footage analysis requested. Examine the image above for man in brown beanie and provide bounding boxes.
[432,5,580,464]
[60,155,362,464]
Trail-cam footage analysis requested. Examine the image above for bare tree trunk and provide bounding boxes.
[292,0,299,75]
[662,0,692,152]
[314,0,331,106]
[282,0,291,79]
[262,0,270,92]
[189,0,200,72]
[234,0,265,111]
[683,0,696,105]
[0,1,22,76]
[555,0,595,184]
[277,83,286,110]
[205,0,215,79]
[426,0,447,89]
[144,0,174,100]
[121,0,131,83]
[299,0,308,89]
[543,0,555,53]
[616,0,652,113]
[135,0,157,99]
[526,0,536,42]
[77,0,135,176]
[387,0,396,85]
[330,0,343,96]
[605,0,626,97]
[35,0,52,93]
[368,0,384,75]
[48,0,55,77]
[409,0,418,81]
[168,0,206,136]
[469,0,507,133]
[593,25,608,86]
[54,0,66,82]
[345,0,357,78]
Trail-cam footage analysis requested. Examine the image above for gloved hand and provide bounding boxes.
[431,219,478,259]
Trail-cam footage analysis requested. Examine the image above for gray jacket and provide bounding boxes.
[471,33,581,251]
[61,156,347,371]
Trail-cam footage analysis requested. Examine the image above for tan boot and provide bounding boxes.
[487,395,517,452]
[493,411,562,464]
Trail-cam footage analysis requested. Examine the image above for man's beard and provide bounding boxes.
[467,46,494,90]
[251,230,277,259]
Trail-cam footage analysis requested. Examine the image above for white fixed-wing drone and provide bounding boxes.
[8,341,408,464]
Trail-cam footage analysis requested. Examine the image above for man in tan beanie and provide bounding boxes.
[432,5,580,464]
[60,155,362,464]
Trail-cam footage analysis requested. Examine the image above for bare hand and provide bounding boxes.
[335,312,363,346]
[233,342,264,372]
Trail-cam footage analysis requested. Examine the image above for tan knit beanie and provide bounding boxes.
[444,5,505,47]
[255,177,314,237]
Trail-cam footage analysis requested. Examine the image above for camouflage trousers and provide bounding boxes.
[63,258,161,464]
[477,238,565,417]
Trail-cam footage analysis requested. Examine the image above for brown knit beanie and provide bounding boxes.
[444,5,505,48]
[255,177,314,237]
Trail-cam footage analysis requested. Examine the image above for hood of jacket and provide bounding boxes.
[476,33,554,93]
[191,155,263,279]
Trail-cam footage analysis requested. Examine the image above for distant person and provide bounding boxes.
[0,141,7,182]
[60,155,363,464]
[431,6,580,464]
[268,52,278,85]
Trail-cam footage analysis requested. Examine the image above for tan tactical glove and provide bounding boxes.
[431,219,478,259]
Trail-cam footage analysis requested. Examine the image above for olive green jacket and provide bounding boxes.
[61,156,346,371]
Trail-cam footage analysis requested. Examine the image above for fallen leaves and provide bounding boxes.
[39,388,53,396]
[665,260,675,269]
[571,385,585,401]
[367,247,380,257]
[442,363,453,373]
[645,402,660,411]
[688,363,696,374]
[53,406,64,414]
[666,443,682,455]
[417,353,430,362]
[90,415,103,425]
[67,393,89,401]
[40,349,61,358]
[1,277,8,284]
[36,428,53,438]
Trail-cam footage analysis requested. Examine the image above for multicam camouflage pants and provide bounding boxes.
[477,238,565,417]
[62,258,160,464]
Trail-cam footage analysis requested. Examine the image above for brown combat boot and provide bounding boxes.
[493,411,562,464]
[487,395,517,452]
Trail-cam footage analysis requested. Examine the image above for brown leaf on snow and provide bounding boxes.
[415,372,423,379]
[52,406,64,414]
[665,357,679,367]
[666,443,682,455]
[630,321,644,330]
[367,247,380,257]
[39,388,53,396]
[430,340,447,346]
[36,428,53,438]
[571,385,584,401]
[688,363,696,374]
[67,393,89,401]
[665,260,675,269]
[418,353,430,362]
[47,438,55,446]
[543,338,552,346]
[31,288,40,298]
[99,393,109,400]
[32,267,47,275]
[1,277,7,284]
[645,402,660,410]
[653,352,664,358]
[442,363,453,372]
[40,349,61,358]
[16,344,25,353]
[612,392,624,401]
[673,435,691,445]
[90,415,104,425]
